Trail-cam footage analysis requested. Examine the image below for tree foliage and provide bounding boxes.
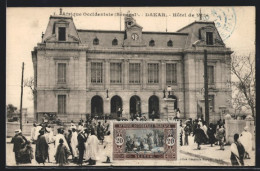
[24,76,37,99]
[229,54,255,117]
[6,104,18,118]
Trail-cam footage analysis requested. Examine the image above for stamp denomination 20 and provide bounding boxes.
[113,122,179,161]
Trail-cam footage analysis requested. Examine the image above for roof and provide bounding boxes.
[177,21,215,32]
[77,29,188,48]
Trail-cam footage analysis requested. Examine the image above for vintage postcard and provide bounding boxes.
[6,6,255,167]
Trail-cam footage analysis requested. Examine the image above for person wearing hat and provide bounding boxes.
[35,129,49,165]
[11,129,26,165]
[77,127,87,166]
[239,126,252,159]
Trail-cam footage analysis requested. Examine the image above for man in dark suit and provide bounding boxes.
[77,128,87,166]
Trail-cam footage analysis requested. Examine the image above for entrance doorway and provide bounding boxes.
[130,95,141,116]
[148,95,159,119]
[91,95,103,118]
[111,95,122,115]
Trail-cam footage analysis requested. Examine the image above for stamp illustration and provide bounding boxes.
[113,122,179,161]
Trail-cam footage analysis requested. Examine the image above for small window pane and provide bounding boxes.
[110,63,122,83]
[58,63,66,83]
[129,63,141,84]
[58,95,66,114]
[58,27,66,41]
[206,32,213,45]
[207,66,214,84]
[148,63,159,83]
[91,62,103,83]
[166,63,177,84]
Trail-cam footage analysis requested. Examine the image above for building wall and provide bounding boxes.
[33,15,233,123]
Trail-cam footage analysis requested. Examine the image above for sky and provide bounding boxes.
[6,7,255,116]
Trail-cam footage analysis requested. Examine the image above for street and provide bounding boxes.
[6,135,255,167]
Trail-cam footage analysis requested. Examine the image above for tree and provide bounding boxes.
[24,76,37,99]
[7,104,18,118]
[229,53,255,117]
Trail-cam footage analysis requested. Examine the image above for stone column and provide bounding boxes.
[161,60,166,89]
[105,59,110,89]
[123,59,129,90]
[142,59,147,89]
[86,59,91,90]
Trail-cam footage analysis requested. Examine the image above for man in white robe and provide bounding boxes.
[85,129,99,165]
[71,126,79,160]
[239,126,252,159]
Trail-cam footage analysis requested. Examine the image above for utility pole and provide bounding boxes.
[20,62,24,130]
[120,7,121,31]
[204,50,209,125]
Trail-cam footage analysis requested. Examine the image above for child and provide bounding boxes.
[55,138,71,166]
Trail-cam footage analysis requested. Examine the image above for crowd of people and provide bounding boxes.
[11,118,110,166]
[10,116,253,166]
[180,118,253,166]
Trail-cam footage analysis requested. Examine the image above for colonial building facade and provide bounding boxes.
[32,14,233,122]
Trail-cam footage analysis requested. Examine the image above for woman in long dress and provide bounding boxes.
[193,124,206,150]
[35,130,49,165]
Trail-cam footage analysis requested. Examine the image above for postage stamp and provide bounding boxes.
[113,121,179,161]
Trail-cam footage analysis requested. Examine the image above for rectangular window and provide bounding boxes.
[148,63,159,84]
[206,32,213,45]
[58,27,66,41]
[58,63,66,83]
[58,95,66,114]
[166,63,177,84]
[110,63,122,83]
[91,62,103,83]
[129,63,141,84]
[208,95,215,112]
[207,66,214,85]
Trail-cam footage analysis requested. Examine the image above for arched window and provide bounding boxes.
[167,40,173,47]
[149,39,155,47]
[91,95,103,118]
[148,95,159,119]
[112,38,118,46]
[93,37,99,45]
[111,95,123,118]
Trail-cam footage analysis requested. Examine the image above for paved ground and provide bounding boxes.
[6,135,255,167]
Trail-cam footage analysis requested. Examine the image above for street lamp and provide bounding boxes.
[163,89,166,99]
[167,86,172,97]
[106,89,109,100]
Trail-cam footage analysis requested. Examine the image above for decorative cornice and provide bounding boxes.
[53,57,70,60]
[73,56,79,60]
[87,49,184,55]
